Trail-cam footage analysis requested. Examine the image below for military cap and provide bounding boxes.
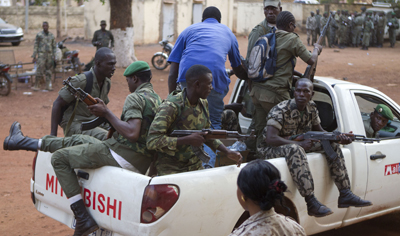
[100,20,106,25]
[375,104,394,120]
[263,0,281,8]
[311,11,315,14]
[124,61,150,77]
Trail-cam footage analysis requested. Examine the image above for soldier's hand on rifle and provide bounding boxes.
[226,150,243,167]
[337,131,353,145]
[184,132,207,147]
[87,98,109,117]
[313,43,323,55]
[299,139,318,151]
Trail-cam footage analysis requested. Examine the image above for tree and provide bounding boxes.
[109,0,137,67]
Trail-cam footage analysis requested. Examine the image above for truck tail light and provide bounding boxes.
[140,184,179,223]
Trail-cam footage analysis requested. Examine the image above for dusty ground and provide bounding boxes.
[0,31,400,235]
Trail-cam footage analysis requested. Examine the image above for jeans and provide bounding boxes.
[180,81,229,167]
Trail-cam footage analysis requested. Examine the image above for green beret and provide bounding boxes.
[123,61,150,77]
[375,104,394,120]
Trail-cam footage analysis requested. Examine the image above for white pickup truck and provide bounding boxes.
[30,76,400,236]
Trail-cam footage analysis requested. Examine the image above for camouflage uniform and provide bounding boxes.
[388,16,399,47]
[320,15,329,46]
[362,18,374,47]
[377,14,387,47]
[257,99,351,197]
[58,68,111,140]
[32,31,56,90]
[329,16,339,47]
[147,89,223,176]
[221,109,239,131]
[92,29,114,50]
[229,208,306,236]
[314,13,322,42]
[40,82,161,198]
[306,15,317,45]
[353,15,364,46]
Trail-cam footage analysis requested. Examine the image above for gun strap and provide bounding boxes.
[83,71,93,94]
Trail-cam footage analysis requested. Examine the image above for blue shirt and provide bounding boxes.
[168,18,242,94]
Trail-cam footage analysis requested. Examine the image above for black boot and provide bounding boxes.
[338,189,372,208]
[70,199,99,236]
[305,194,333,217]
[3,121,38,151]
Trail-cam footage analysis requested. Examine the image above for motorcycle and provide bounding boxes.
[151,34,174,70]
[56,37,84,73]
[0,64,12,96]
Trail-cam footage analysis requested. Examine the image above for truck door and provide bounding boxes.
[351,91,400,216]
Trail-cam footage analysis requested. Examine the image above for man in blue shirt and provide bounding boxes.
[167,6,247,168]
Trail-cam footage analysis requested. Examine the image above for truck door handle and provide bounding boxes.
[370,154,386,160]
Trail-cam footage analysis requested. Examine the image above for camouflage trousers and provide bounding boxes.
[352,27,362,45]
[36,53,53,84]
[221,109,239,131]
[362,32,371,47]
[307,29,316,44]
[258,142,350,197]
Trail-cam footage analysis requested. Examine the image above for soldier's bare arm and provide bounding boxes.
[168,62,179,94]
[266,125,314,151]
[88,98,141,142]
[50,96,69,136]
[217,144,242,167]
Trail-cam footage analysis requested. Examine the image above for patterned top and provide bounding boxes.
[32,31,56,58]
[147,89,223,176]
[263,99,321,143]
[229,208,306,236]
[306,16,317,30]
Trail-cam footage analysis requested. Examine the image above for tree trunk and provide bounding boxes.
[56,0,61,38]
[109,0,136,67]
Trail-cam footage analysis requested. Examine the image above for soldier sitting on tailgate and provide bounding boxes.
[146,64,242,176]
[257,78,372,218]
[363,104,394,138]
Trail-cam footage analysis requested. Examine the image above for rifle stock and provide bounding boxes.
[303,14,333,82]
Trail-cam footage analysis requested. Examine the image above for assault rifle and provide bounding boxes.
[291,131,380,161]
[62,77,114,139]
[303,13,332,82]
[170,129,255,163]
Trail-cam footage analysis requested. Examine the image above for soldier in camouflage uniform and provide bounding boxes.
[377,12,387,48]
[50,48,115,140]
[329,12,339,47]
[92,20,114,50]
[352,13,364,47]
[314,9,322,43]
[306,12,317,46]
[257,78,372,217]
[3,61,162,236]
[32,21,56,91]
[320,12,329,47]
[361,12,374,50]
[147,65,242,175]
[388,12,399,48]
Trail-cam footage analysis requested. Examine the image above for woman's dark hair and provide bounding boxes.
[237,159,288,211]
[134,70,152,83]
[276,11,295,30]
[202,6,221,23]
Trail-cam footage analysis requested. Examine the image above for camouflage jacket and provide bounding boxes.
[306,16,317,30]
[147,89,223,176]
[32,31,56,58]
[315,14,322,28]
[263,99,321,144]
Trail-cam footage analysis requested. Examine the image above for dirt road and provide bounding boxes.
[1,32,399,235]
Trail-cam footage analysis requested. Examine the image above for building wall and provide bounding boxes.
[0,6,84,30]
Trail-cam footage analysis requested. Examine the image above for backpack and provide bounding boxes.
[247,28,294,83]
